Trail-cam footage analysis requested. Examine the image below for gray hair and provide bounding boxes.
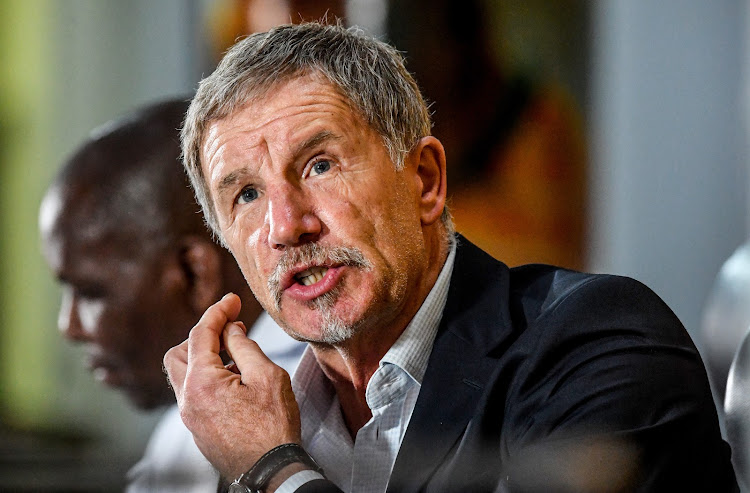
[181,21,452,242]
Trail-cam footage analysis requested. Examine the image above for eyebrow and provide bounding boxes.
[292,130,341,158]
[215,130,342,196]
[217,168,252,196]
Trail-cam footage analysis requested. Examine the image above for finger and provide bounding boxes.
[222,322,278,378]
[221,320,248,373]
[163,338,189,399]
[220,320,247,358]
[188,293,242,367]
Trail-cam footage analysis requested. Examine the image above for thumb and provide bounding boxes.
[222,322,277,381]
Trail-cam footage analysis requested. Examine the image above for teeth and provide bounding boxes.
[296,266,328,286]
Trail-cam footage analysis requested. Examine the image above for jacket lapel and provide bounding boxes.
[387,237,514,492]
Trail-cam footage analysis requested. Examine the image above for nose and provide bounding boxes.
[266,182,321,249]
[57,289,90,342]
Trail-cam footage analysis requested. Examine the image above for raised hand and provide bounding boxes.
[163,293,301,479]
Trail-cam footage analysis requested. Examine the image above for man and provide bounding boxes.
[38,99,304,492]
[164,23,737,492]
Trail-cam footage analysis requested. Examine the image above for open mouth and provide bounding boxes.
[269,244,371,308]
[295,266,329,286]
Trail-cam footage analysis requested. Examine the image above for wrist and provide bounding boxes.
[264,462,309,492]
[228,443,323,493]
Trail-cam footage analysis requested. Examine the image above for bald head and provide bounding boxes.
[40,98,260,410]
[43,99,207,253]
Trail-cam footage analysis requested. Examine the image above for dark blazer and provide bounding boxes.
[298,237,737,492]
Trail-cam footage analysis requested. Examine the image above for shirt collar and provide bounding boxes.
[292,238,457,425]
[379,240,457,385]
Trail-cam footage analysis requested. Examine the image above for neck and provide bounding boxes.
[311,229,451,437]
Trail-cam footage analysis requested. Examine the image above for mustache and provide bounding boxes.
[267,243,371,309]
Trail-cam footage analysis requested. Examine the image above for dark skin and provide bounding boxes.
[39,100,262,410]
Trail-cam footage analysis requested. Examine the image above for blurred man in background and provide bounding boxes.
[38,98,304,492]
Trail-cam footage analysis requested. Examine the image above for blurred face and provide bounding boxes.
[202,75,430,345]
[39,191,193,410]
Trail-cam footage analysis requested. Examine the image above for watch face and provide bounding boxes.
[228,482,252,493]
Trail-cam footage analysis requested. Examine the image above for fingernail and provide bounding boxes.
[228,323,244,336]
[222,292,235,301]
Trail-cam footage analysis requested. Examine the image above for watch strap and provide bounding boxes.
[231,443,323,493]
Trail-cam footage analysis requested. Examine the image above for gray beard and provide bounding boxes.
[303,286,355,344]
[282,302,356,345]
[268,243,370,344]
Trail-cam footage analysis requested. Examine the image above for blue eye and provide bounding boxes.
[309,160,331,177]
[237,187,258,204]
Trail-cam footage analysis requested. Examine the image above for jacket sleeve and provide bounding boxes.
[501,274,738,492]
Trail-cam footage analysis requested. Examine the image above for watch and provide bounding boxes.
[228,443,323,493]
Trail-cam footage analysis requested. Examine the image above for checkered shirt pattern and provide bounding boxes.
[278,241,457,493]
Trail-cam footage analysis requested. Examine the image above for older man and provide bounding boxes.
[164,23,737,492]
[39,99,304,492]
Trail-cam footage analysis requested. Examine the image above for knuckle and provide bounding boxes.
[243,338,260,349]
[269,364,289,382]
[178,400,197,429]
[257,364,289,390]
[163,345,177,365]
[186,324,204,351]
[180,379,216,426]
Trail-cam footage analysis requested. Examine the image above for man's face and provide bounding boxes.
[40,191,193,409]
[202,75,430,344]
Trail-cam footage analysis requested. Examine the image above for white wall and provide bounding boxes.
[589,0,748,347]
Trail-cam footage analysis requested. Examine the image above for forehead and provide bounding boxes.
[43,227,145,288]
[244,73,359,126]
[201,76,370,173]
[41,196,152,281]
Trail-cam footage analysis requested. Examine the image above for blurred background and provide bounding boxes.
[0,0,747,490]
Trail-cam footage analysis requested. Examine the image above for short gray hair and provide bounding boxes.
[182,22,451,240]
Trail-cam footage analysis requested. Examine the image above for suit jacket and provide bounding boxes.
[295,236,737,492]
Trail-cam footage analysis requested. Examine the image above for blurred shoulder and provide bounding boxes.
[507,263,689,345]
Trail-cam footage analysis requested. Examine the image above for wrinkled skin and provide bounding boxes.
[203,76,434,351]
[164,75,448,481]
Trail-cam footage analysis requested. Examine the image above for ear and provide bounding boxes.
[409,136,448,226]
[178,236,223,315]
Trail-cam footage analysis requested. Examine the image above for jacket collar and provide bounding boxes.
[388,235,514,492]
